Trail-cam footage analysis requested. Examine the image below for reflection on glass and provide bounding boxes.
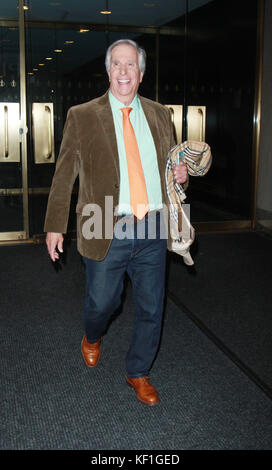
[186,0,258,222]
[0,0,20,19]
[24,0,186,27]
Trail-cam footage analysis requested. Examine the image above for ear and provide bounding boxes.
[140,71,144,83]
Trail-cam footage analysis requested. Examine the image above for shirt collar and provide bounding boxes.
[109,90,140,113]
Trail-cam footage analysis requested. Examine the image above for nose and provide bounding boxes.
[119,64,127,75]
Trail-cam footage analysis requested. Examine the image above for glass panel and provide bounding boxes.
[257,0,272,233]
[0,1,24,234]
[25,0,187,27]
[25,0,185,236]
[158,33,185,106]
[0,2,19,20]
[26,27,109,235]
[26,25,159,235]
[187,0,258,222]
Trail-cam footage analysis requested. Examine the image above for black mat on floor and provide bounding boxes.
[1,242,272,450]
[167,230,272,394]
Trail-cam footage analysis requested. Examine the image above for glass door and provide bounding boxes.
[24,1,186,238]
[186,0,259,227]
[25,24,109,236]
[0,0,28,241]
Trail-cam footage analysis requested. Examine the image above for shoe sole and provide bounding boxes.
[126,379,159,406]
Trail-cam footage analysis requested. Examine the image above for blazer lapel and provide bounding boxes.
[94,91,120,179]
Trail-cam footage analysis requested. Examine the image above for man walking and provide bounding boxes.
[45,39,187,406]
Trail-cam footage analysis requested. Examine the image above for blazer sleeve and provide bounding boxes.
[44,108,80,234]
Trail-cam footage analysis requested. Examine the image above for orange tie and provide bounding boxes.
[121,107,149,220]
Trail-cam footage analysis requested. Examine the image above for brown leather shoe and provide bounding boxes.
[81,335,101,368]
[126,376,159,406]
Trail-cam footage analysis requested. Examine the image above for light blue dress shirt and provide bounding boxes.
[109,91,163,215]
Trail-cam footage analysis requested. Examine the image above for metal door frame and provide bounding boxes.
[19,0,29,240]
[0,0,29,242]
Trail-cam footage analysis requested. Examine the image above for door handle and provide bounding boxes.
[198,108,204,142]
[165,105,183,143]
[0,103,20,162]
[4,105,9,158]
[44,105,53,160]
[187,106,206,142]
[32,102,55,164]
[168,107,175,123]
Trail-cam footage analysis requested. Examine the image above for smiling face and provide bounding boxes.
[108,43,144,105]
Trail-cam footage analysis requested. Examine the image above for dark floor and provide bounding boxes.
[0,233,272,450]
[167,230,272,392]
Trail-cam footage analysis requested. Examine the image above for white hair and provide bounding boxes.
[105,39,146,74]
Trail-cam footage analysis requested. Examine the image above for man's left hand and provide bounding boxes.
[174,162,188,184]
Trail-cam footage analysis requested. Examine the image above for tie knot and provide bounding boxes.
[121,107,132,117]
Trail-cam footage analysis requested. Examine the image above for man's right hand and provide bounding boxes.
[46,232,64,262]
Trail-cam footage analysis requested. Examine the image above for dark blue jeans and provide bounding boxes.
[82,212,167,378]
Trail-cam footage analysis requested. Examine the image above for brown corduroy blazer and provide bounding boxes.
[44,90,176,260]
